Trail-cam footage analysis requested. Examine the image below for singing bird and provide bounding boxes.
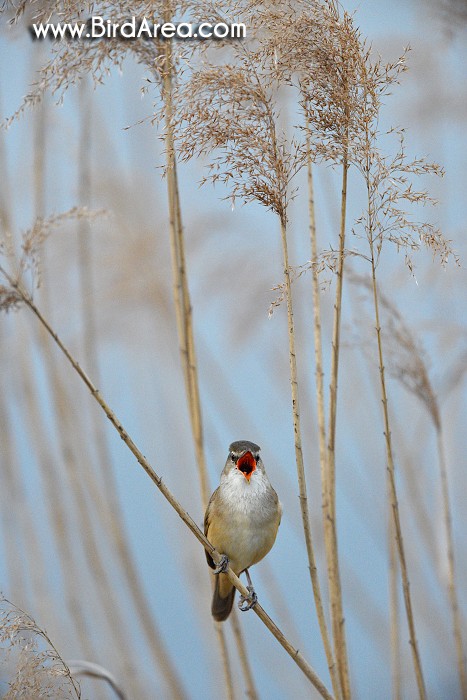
[204,440,282,621]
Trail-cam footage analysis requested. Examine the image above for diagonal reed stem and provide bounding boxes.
[4,277,334,700]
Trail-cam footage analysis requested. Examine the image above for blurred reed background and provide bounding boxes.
[0,1,466,698]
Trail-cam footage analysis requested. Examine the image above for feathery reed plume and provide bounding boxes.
[0,596,81,699]
[0,207,99,308]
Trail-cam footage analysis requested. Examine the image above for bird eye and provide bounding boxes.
[230,452,236,462]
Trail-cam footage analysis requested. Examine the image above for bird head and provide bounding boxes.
[226,440,261,483]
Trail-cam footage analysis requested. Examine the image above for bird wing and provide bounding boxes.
[204,488,218,569]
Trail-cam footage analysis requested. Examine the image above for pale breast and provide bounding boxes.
[207,472,281,574]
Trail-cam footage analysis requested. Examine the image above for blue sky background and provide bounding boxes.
[0,1,466,698]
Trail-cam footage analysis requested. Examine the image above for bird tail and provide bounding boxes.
[212,574,235,622]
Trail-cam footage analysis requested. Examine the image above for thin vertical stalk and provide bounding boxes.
[230,610,259,700]
[307,147,328,562]
[0,84,12,233]
[42,351,146,697]
[162,14,210,509]
[77,79,187,700]
[33,51,46,222]
[369,251,426,700]
[436,425,467,699]
[325,153,352,700]
[327,156,347,523]
[402,451,438,568]
[0,390,33,606]
[29,73,98,662]
[0,86,27,605]
[215,621,235,700]
[161,15,243,697]
[265,81,330,671]
[279,214,337,695]
[77,79,95,370]
[16,329,97,661]
[30,82,144,697]
[307,143,341,700]
[388,493,402,700]
[173,167,210,506]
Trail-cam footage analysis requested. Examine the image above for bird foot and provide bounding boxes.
[238,586,257,612]
[213,554,229,575]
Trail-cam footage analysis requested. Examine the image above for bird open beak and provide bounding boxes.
[236,451,256,482]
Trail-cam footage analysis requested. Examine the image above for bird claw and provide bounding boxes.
[213,554,229,575]
[238,586,257,612]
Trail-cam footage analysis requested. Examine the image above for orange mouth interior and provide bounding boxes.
[236,452,256,481]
